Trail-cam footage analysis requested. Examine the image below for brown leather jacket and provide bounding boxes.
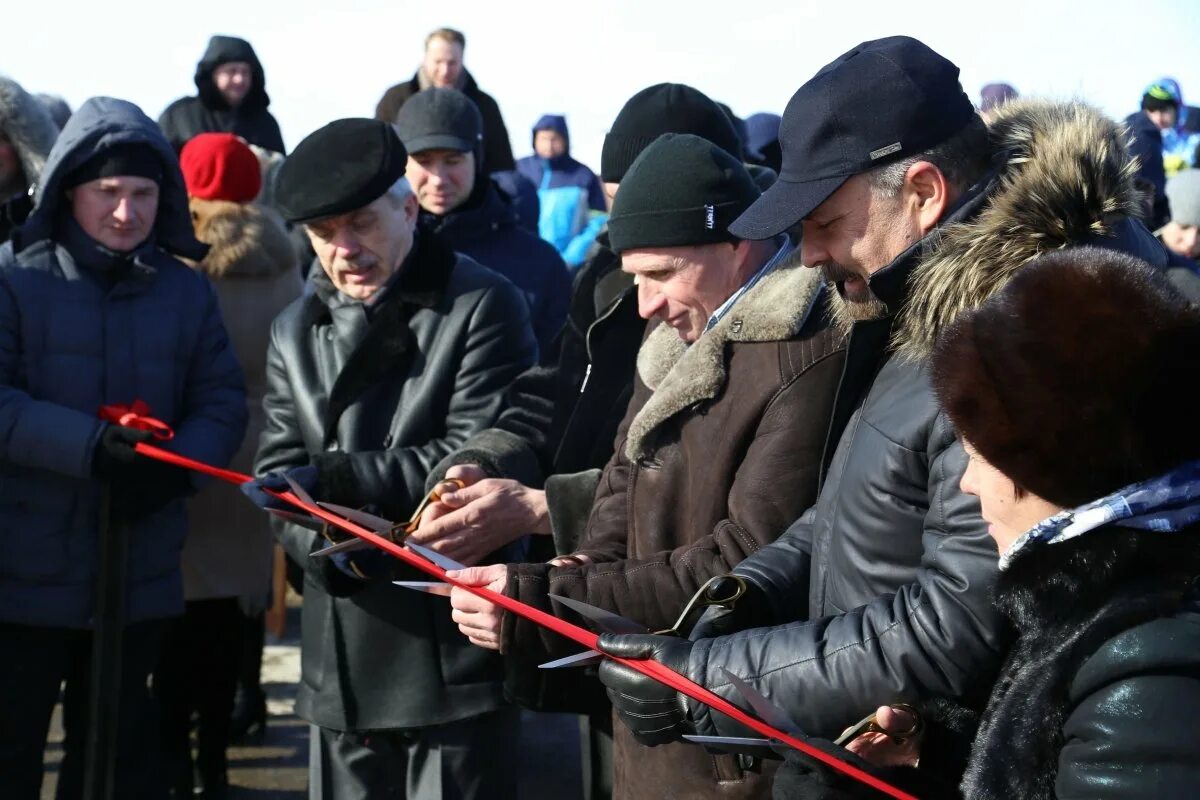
[501,264,846,799]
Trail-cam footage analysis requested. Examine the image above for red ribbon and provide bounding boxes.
[100,404,916,800]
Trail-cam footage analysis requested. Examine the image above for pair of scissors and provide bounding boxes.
[537,574,748,669]
[833,703,923,746]
[308,478,466,559]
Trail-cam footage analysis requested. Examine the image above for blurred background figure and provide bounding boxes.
[516,114,607,269]
[1144,78,1200,176]
[744,112,782,173]
[979,81,1018,118]
[0,75,59,243]
[159,35,286,155]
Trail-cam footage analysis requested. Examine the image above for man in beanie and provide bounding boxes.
[446,132,846,800]
[242,118,536,799]
[159,35,285,155]
[516,114,607,268]
[154,131,300,798]
[0,97,247,799]
[591,36,1177,788]
[376,28,514,174]
[394,88,569,351]
[412,84,743,798]
[1162,169,1200,261]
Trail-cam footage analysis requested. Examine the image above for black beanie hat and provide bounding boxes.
[931,246,1200,508]
[600,83,741,183]
[64,142,163,189]
[607,133,761,253]
[275,118,408,224]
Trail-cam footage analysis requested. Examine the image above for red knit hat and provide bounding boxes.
[180,132,262,202]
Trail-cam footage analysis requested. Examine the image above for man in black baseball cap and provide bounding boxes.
[246,117,537,799]
[592,34,1180,790]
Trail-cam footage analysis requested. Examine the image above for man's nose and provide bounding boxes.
[636,280,666,320]
[111,197,134,223]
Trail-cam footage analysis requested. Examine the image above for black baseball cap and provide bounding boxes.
[394,87,484,155]
[730,36,976,240]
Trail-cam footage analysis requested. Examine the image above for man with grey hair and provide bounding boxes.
[242,118,537,799]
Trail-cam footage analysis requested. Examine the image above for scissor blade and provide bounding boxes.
[317,502,397,534]
[392,581,453,597]
[405,541,468,572]
[266,508,324,533]
[548,594,647,635]
[283,473,317,507]
[683,735,776,754]
[311,537,372,558]
[719,668,804,736]
[538,650,604,669]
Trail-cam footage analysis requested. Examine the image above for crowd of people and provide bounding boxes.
[1,23,1199,800]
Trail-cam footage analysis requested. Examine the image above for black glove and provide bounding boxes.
[597,633,695,746]
[92,424,154,477]
[687,575,772,641]
[773,737,936,800]
[109,460,194,523]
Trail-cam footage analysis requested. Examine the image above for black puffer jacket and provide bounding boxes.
[686,101,1181,754]
[255,227,537,730]
[158,36,286,154]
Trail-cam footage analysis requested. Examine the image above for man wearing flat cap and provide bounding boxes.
[0,97,247,799]
[245,118,535,799]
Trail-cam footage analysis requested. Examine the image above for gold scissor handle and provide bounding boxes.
[401,478,466,537]
[655,574,748,637]
[833,703,923,746]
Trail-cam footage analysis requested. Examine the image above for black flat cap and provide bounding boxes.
[275,118,408,224]
[394,88,483,155]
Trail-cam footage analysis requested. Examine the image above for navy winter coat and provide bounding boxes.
[0,97,247,628]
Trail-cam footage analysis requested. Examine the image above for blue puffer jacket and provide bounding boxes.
[516,115,608,267]
[427,180,570,352]
[0,97,247,628]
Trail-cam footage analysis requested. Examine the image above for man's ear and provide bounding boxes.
[904,161,952,235]
[404,191,420,225]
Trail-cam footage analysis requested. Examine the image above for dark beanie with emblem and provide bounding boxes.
[275,118,408,224]
[607,133,760,253]
[600,83,742,183]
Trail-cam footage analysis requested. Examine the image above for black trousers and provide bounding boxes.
[153,598,242,788]
[0,619,168,800]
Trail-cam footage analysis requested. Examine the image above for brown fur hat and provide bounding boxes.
[931,246,1200,507]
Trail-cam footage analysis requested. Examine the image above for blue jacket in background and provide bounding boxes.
[0,97,248,628]
[1124,111,1171,229]
[516,115,607,268]
[426,179,571,353]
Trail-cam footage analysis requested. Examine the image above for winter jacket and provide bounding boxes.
[0,76,59,243]
[0,97,247,628]
[159,36,286,155]
[425,179,570,353]
[504,263,846,800]
[1124,111,1170,228]
[685,101,1178,764]
[182,199,301,608]
[255,225,537,731]
[375,70,514,173]
[516,115,607,267]
[960,526,1200,799]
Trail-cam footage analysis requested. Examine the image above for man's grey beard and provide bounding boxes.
[824,277,889,333]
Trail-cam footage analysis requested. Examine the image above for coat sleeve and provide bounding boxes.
[478,93,516,173]
[1054,617,1200,799]
[501,360,840,662]
[0,273,103,478]
[687,413,1006,740]
[311,281,538,520]
[167,279,248,486]
[531,250,571,354]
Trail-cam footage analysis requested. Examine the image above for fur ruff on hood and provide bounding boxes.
[188,198,295,279]
[893,99,1144,362]
[626,261,822,460]
[0,76,59,192]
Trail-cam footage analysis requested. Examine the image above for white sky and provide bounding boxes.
[5,0,1199,169]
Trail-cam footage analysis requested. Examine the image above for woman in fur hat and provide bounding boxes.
[776,246,1200,799]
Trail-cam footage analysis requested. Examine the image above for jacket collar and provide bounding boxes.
[424,180,513,245]
[625,263,825,460]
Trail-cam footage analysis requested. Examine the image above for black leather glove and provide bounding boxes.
[109,460,194,523]
[597,633,695,746]
[687,574,773,641]
[92,424,154,477]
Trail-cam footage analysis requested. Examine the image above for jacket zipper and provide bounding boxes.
[579,293,626,394]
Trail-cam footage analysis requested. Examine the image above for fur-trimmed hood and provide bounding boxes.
[0,76,59,193]
[626,259,822,460]
[188,197,295,279]
[894,99,1154,362]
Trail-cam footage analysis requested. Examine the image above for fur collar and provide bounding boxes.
[625,262,822,460]
[893,99,1143,362]
[188,198,296,279]
[961,527,1200,799]
[0,76,59,193]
